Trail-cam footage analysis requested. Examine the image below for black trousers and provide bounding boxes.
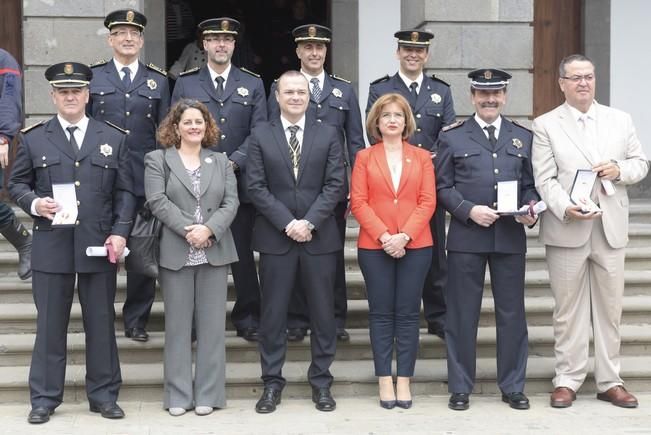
[422,206,448,327]
[258,246,336,390]
[30,270,122,409]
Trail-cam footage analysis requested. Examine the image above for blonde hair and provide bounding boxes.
[366,93,416,142]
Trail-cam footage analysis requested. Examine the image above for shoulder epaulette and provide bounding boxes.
[105,121,128,134]
[240,67,261,78]
[430,74,450,87]
[442,119,464,132]
[20,120,46,134]
[89,59,109,68]
[370,74,390,85]
[146,63,167,76]
[330,74,351,84]
[179,66,200,76]
[509,118,532,133]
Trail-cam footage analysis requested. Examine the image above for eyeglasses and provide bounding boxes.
[204,36,235,44]
[381,112,405,120]
[110,30,142,39]
[561,74,595,83]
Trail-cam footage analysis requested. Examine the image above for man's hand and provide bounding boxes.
[105,235,127,258]
[35,197,60,220]
[0,142,9,168]
[469,205,500,227]
[184,224,213,248]
[593,160,620,181]
[564,204,601,220]
[515,214,537,226]
[286,219,312,242]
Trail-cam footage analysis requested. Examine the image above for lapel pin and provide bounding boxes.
[512,138,523,149]
[204,157,213,164]
[406,158,412,163]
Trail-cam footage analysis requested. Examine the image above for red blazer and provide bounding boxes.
[351,141,436,249]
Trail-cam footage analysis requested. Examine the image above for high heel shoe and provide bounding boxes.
[380,399,396,409]
[395,399,412,409]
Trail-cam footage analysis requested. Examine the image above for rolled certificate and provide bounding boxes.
[86,246,130,258]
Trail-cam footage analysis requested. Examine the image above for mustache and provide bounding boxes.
[479,102,499,108]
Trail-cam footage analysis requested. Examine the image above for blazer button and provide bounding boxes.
[75,161,80,167]
[494,169,499,174]
[317,104,322,108]
[220,118,226,123]
[492,153,497,158]
[416,114,421,118]
[393,199,398,204]
[42,163,47,167]
[418,144,422,147]
[125,93,130,98]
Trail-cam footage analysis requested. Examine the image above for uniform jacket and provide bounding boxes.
[436,116,539,254]
[144,147,239,270]
[8,117,135,273]
[172,65,267,202]
[367,73,456,151]
[532,102,649,249]
[87,60,170,197]
[0,48,22,143]
[350,141,436,249]
[246,118,345,255]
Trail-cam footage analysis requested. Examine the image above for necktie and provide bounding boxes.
[215,76,225,99]
[409,82,418,106]
[121,66,131,89]
[485,125,497,148]
[66,125,79,154]
[288,125,300,178]
[310,77,322,101]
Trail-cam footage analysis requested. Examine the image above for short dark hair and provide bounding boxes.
[559,54,594,77]
[156,99,219,149]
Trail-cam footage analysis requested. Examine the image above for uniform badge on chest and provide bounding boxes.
[147,79,157,90]
[237,87,249,97]
[100,144,113,157]
[512,138,523,149]
[431,93,441,104]
[332,88,342,98]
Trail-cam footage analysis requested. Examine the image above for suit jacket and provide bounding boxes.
[436,116,539,254]
[88,60,170,197]
[172,65,267,202]
[8,117,135,273]
[144,147,239,270]
[246,118,345,255]
[532,102,649,249]
[350,141,436,249]
[367,73,456,151]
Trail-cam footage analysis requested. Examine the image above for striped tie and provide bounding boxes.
[288,125,300,178]
[310,78,322,101]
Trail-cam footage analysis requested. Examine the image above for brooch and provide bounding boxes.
[237,87,249,97]
[99,144,113,157]
[147,79,157,90]
[512,138,523,149]
[431,93,442,104]
[332,88,343,98]
[204,157,213,164]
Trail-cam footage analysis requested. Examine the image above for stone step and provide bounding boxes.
[2,355,651,403]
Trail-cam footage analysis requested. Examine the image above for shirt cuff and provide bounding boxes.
[30,198,41,217]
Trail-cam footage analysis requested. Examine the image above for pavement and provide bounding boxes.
[1,394,650,435]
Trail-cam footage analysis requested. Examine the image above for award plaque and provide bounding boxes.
[497,180,529,215]
[569,169,602,213]
[51,183,79,226]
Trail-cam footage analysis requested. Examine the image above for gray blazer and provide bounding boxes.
[144,147,239,270]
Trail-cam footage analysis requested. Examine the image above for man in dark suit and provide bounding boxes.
[267,24,364,342]
[367,29,456,339]
[172,17,267,341]
[9,62,135,424]
[247,71,344,414]
[435,69,539,411]
[87,9,170,342]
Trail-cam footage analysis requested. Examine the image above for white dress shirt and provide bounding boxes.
[113,59,139,82]
[398,71,423,95]
[280,115,306,178]
[474,114,503,141]
[301,69,325,98]
[207,63,232,89]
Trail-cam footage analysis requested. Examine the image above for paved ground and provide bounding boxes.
[1,394,650,435]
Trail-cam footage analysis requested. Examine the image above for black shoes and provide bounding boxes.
[502,392,530,410]
[336,328,350,341]
[449,393,470,410]
[312,387,336,412]
[89,402,125,419]
[255,387,282,414]
[396,399,413,409]
[237,327,259,342]
[427,323,445,340]
[287,327,308,342]
[125,327,149,342]
[380,399,396,409]
[27,406,53,424]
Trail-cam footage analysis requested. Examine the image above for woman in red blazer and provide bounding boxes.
[351,93,436,409]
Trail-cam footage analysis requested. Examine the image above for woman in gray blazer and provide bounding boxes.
[145,99,239,416]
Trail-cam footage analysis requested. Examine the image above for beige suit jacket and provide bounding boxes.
[532,102,649,249]
[144,147,239,270]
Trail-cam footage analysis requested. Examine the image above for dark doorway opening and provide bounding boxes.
[165,0,330,94]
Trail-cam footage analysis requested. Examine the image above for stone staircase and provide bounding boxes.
[1,202,651,404]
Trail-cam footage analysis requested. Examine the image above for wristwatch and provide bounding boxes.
[305,220,315,231]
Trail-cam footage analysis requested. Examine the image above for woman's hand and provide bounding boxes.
[382,233,408,257]
[184,224,213,248]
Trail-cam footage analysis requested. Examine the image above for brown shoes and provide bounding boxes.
[596,386,639,408]
[550,387,576,408]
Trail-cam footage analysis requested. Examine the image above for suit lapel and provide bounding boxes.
[199,148,216,195]
[414,78,432,112]
[76,119,101,161]
[270,120,295,176]
[46,118,77,160]
[297,120,316,183]
[396,142,415,196]
[466,117,493,152]
[558,103,595,165]
[594,102,610,157]
[371,142,396,194]
[166,147,196,196]
[199,66,220,102]
[391,73,410,101]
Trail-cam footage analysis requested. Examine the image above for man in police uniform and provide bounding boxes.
[367,29,455,339]
[172,17,267,341]
[9,62,135,423]
[87,9,170,342]
[435,69,538,411]
[0,48,32,280]
[267,24,364,342]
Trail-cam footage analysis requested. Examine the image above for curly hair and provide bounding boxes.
[156,99,220,148]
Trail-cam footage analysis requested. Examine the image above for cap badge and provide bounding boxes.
[221,20,230,31]
[332,88,342,98]
[147,79,157,90]
[512,138,523,149]
[237,87,249,97]
[411,31,419,42]
[431,93,441,104]
[126,10,135,23]
[100,144,113,157]
[308,26,317,37]
[63,63,74,75]
[484,70,493,80]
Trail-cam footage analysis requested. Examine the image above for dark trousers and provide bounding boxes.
[287,200,347,329]
[422,205,447,327]
[0,201,15,227]
[29,271,122,409]
[123,196,157,330]
[258,246,336,390]
[358,247,432,377]
[229,203,261,330]
[445,251,528,394]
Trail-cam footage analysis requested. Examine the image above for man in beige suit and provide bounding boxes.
[532,54,649,409]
